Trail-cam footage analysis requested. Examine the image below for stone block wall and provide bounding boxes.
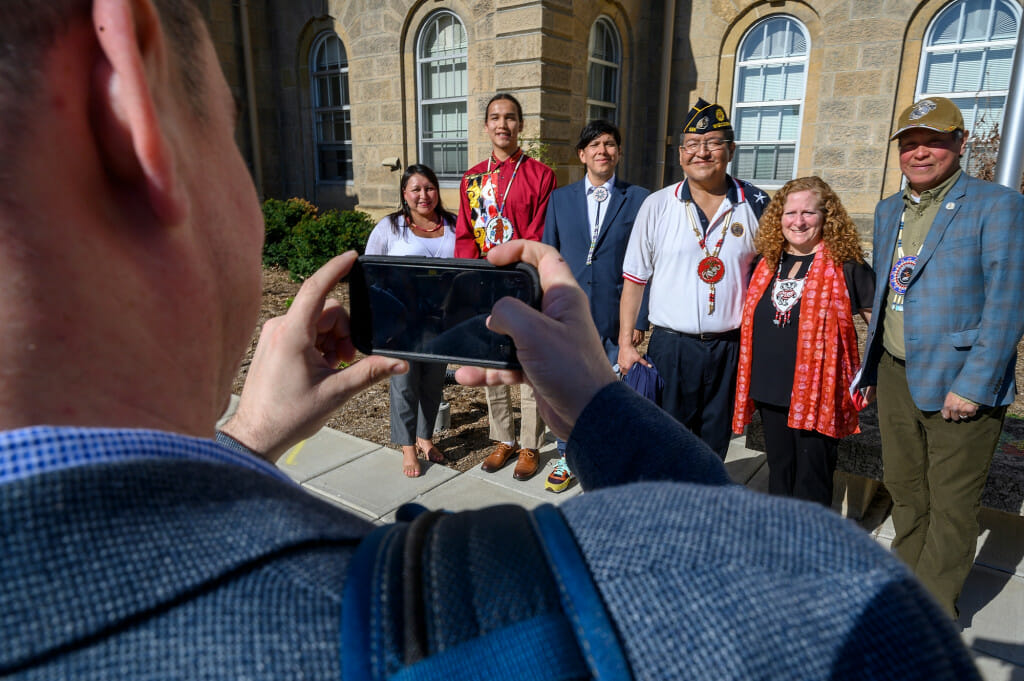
[209,0,1020,230]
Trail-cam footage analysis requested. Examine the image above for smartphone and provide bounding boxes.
[348,255,542,369]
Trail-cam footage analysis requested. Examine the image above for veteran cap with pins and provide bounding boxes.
[890,97,964,141]
[682,98,733,136]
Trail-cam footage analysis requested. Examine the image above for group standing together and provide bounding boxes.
[378,90,1024,621]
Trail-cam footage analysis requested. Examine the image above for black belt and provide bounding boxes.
[653,326,740,341]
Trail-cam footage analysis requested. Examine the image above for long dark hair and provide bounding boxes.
[386,164,455,234]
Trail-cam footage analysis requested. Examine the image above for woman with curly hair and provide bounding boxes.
[732,176,874,506]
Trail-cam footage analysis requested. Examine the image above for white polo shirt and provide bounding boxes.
[622,176,767,334]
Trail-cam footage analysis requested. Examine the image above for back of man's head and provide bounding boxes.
[0,0,202,160]
[0,0,264,437]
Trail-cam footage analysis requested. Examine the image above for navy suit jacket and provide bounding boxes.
[861,172,1024,410]
[543,177,650,356]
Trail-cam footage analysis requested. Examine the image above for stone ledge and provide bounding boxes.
[746,406,1024,517]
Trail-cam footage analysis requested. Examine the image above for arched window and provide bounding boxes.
[916,0,1020,168]
[587,18,622,123]
[731,16,809,186]
[417,11,468,181]
[311,33,352,183]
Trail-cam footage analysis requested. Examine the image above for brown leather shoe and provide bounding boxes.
[480,442,518,472]
[513,448,540,480]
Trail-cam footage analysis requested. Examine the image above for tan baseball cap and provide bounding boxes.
[890,97,964,140]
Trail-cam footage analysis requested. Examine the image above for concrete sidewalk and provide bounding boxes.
[240,402,1024,680]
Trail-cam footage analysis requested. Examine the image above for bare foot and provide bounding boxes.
[402,447,421,478]
[417,440,445,464]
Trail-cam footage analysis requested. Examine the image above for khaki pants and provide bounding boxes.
[877,351,1003,617]
[485,383,545,450]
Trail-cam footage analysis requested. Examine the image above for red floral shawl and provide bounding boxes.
[732,245,862,439]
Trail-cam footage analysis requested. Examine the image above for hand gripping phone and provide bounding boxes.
[348,255,542,369]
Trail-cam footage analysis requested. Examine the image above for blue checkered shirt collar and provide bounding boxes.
[0,426,294,486]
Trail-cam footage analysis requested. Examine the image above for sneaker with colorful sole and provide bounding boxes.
[545,457,574,493]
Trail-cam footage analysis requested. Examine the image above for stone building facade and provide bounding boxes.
[203,0,1022,229]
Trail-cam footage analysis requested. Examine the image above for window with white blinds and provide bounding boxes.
[416,11,468,181]
[731,16,809,186]
[917,0,1021,169]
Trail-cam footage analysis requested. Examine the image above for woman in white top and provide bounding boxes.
[364,164,456,477]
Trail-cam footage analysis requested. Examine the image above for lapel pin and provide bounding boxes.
[945,202,955,210]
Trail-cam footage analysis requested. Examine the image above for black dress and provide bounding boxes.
[749,251,874,506]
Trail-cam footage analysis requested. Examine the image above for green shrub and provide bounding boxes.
[262,197,374,281]
[262,197,317,269]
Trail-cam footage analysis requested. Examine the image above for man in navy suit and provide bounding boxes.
[541,120,649,491]
[859,97,1024,619]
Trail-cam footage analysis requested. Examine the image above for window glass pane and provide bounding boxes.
[922,52,955,92]
[421,59,468,100]
[953,51,984,91]
[422,102,467,138]
[734,109,759,140]
[931,6,962,44]
[983,47,1015,89]
[762,65,785,101]
[312,33,352,182]
[736,66,762,103]
[422,141,467,176]
[766,20,790,58]
[784,64,806,100]
[779,106,800,138]
[588,63,617,102]
[588,104,616,122]
[954,94,1005,135]
[962,0,992,42]
[775,146,795,179]
[994,2,1018,38]
[417,11,468,179]
[734,147,756,178]
[754,147,777,179]
[319,145,351,182]
[757,109,780,140]
[316,36,347,70]
[790,30,808,55]
[733,16,807,184]
[587,19,621,122]
[422,15,467,58]
[741,25,766,60]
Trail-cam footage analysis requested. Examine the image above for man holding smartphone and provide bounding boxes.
[454,93,557,480]
[541,120,649,492]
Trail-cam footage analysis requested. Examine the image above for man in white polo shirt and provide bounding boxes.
[618,99,768,458]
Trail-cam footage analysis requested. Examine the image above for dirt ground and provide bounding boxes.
[233,267,1024,473]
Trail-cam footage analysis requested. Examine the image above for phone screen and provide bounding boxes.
[349,256,541,368]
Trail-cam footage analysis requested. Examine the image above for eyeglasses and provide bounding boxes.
[681,138,729,154]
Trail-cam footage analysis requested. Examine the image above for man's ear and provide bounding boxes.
[90,0,188,226]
